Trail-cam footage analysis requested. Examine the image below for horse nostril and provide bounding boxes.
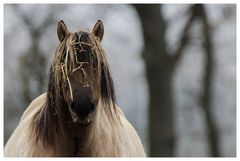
[70,102,75,108]
[89,103,95,114]
[72,100,95,118]
[85,102,95,115]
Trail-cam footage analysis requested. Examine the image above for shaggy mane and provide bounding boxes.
[31,29,117,147]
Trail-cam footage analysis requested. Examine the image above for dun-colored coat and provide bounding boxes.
[4,20,146,157]
[4,93,146,156]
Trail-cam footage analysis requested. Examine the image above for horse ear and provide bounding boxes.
[92,20,104,41]
[57,20,69,42]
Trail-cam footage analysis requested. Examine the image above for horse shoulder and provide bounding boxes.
[20,92,47,121]
[115,106,146,157]
[4,93,51,157]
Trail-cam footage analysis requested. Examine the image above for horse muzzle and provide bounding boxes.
[69,105,94,125]
[73,113,93,125]
[68,93,96,125]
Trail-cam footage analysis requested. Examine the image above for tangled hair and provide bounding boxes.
[31,21,117,147]
[52,31,116,111]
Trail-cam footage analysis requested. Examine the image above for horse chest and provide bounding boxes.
[72,137,90,157]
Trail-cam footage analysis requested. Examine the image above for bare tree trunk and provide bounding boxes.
[12,5,55,108]
[19,44,47,106]
[134,4,215,156]
[134,4,176,156]
[196,4,220,157]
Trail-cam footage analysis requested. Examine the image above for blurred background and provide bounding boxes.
[4,4,236,157]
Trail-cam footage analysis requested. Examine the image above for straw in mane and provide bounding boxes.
[4,20,146,157]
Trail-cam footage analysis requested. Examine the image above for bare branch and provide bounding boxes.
[172,5,199,64]
[11,4,35,31]
[11,4,56,34]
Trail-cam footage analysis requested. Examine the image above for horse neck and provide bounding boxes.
[83,102,122,156]
[48,102,93,156]
[52,100,121,156]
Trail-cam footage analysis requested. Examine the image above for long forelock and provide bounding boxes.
[31,29,119,147]
[52,30,117,108]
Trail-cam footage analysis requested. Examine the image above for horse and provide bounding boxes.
[4,20,146,157]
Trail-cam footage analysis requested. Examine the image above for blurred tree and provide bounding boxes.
[11,5,57,108]
[196,4,220,157]
[134,4,220,156]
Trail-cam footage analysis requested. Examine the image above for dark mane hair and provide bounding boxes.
[31,30,116,147]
